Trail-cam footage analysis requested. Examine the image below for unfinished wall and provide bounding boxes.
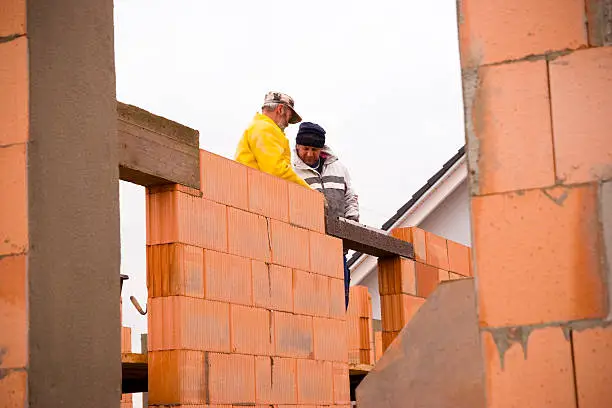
[377,227,471,350]
[458,0,612,406]
[146,150,350,407]
[1,0,120,406]
[346,286,374,365]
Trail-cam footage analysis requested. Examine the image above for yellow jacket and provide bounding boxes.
[235,113,310,188]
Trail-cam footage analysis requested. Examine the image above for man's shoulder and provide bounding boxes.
[325,156,350,173]
[248,114,282,135]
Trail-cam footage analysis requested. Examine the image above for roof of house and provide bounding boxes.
[347,145,466,267]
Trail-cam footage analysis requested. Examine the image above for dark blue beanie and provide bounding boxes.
[296,122,326,148]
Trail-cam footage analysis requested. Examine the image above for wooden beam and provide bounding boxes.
[117,102,200,189]
[325,217,414,259]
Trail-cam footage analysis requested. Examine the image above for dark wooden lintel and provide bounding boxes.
[117,102,200,189]
[325,217,414,259]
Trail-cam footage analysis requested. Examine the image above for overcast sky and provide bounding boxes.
[115,0,465,374]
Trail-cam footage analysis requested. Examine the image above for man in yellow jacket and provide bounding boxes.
[235,92,310,188]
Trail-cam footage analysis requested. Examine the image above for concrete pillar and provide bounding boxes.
[0,0,120,406]
[458,0,612,406]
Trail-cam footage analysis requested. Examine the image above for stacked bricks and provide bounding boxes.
[146,149,350,408]
[458,1,612,407]
[346,286,373,365]
[0,8,28,405]
[378,227,471,351]
[121,326,133,408]
[374,332,383,363]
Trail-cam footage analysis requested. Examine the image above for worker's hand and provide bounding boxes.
[323,196,329,208]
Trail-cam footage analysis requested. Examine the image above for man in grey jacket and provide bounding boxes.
[293,122,359,309]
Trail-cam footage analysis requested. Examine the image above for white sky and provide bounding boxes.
[115,1,465,385]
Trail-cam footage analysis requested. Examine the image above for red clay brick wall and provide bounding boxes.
[346,286,373,365]
[378,227,472,351]
[458,1,612,406]
[146,150,350,408]
[0,4,28,405]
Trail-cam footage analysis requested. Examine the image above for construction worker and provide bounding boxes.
[235,92,310,188]
[293,122,359,309]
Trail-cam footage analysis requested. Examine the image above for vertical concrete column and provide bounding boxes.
[458,1,612,406]
[0,0,120,406]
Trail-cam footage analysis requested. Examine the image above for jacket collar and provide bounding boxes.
[293,145,338,169]
[254,112,284,134]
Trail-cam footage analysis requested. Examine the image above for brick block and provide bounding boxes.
[458,0,587,68]
[380,294,425,332]
[346,315,360,351]
[313,317,348,362]
[207,353,255,404]
[329,278,346,319]
[473,186,606,327]
[148,296,230,352]
[200,149,248,209]
[550,47,612,184]
[255,356,298,404]
[288,182,325,233]
[378,257,416,296]
[332,363,350,405]
[572,324,612,408]
[273,311,313,358]
[308,231,343,279]
[472,60,555,195]
[374,331,383,362]
[0,144,27,255]
[252,261,293,312]
[270,219,310,270]
[204,250,252,305]
[0,0,25,36]
[425,232,449,270]
[0,255,26,371]
[121,326,132,353]
[248,168,289,221]
[382,331,400,351]
[391,227,426,263]
[347,286,371,318]
[293,269,330,317]
[0,369,26,407]
[296,359,333,405]
[447,240,471,276]
[347,316,371,362]
[148,350,206,405]
[230,305,273,355]
[147,191,227,252]
[482,327,575,408]
[415,262,439,298]
[147,244,204,298]
[148,297,160,352]
[147,183,202,197]
[227,207,271,262]
[438,269,450,282]
[0,37,27,146]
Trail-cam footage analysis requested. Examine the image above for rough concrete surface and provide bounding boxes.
[356,279,485,408]
[27,0,121,406]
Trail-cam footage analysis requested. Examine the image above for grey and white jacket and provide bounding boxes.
[293,146,359,222]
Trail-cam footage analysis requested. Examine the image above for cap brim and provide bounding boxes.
[288,107,302,124]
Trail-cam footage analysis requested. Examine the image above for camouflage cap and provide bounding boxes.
[262,91,302,124]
